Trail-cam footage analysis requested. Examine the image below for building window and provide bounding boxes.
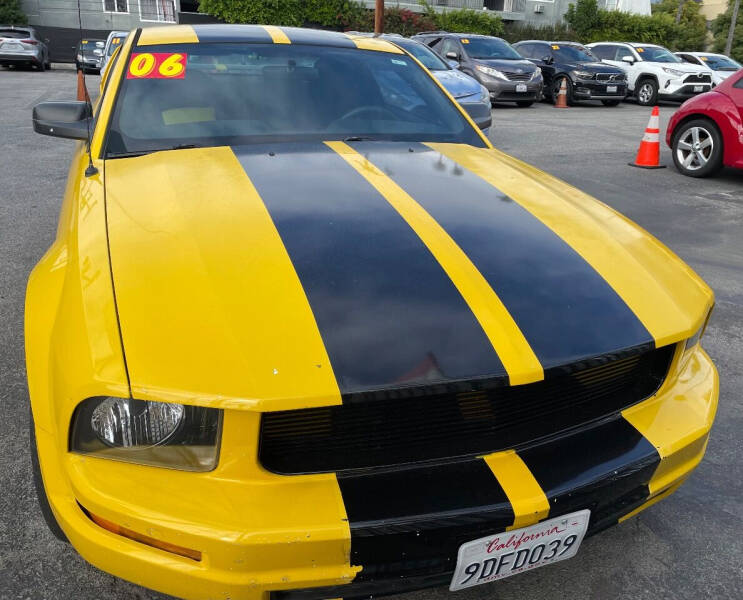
[140,0,177,22]
[103,0,129,13]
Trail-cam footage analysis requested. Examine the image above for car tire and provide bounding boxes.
[636,79,658,106]
[601,99,621,106]
[516,101,534,107]
[37,60,46,72]
[552,76,574,106]
[29,409,68,543]
[671,118,723,178]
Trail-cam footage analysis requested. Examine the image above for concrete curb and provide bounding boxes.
[50,63,77,71]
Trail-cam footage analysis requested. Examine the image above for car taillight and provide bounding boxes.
[21,39,38,45]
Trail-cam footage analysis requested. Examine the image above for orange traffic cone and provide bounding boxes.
[554,78,568,108]
[629,106,666,169]
[76,69,90,103]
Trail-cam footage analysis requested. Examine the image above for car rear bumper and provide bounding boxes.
[0,52,42,65]
[33,344,717,600]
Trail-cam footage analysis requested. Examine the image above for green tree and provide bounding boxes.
[198,0,306,27]
[652,0,707,50]
[712,0,743,61]
[565,0,601,40]
[0,0,28,25]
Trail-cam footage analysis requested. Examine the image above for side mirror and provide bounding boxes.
[445,51,459,61]
[542,55,554,65]
[33,101,92,140]
[621,55,635,64]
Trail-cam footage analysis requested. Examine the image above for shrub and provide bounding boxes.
[0,0,28,25]
[652,0,707,50]
[198,0,306,28]
[502,22,580,44]
[426,5,504,37]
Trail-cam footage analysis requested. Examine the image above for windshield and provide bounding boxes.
[106,43,485,157]
[393,39,449,71]
[552,44,596,63]
[0,29,31,39]
[700,54,741,71]
[107,36,126,56]
[636,46,680,63]
[463,37,522,60]
[80,40,104,55]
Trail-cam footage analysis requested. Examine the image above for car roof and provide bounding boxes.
[414,31,505,41]
[677,51,725,57]
[134,25,403,54]
[514,40,581,45]
[587,42,662,48]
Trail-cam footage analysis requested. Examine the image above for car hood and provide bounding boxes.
[562,61,624,73]
[475,58,537,72]
[432,69,482,98]
[104,143,712,410]
[646,61,711,74]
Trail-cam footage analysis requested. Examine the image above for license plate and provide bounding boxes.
[607,85,617,93]
[449,509,590,591]
[515,83,527,93]
[694,85,703,92]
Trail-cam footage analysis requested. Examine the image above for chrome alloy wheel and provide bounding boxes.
[638,82,654,104]
[676,126,714,171]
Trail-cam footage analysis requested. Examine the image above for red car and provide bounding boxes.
[666,68,743,177]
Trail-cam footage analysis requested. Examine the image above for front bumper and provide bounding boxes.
[480,77,542,103]
[33,344,717,600]
[572,79,628,100]
[661,80,713,101]
[458,98,492,131]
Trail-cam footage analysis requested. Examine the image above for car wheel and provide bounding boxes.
[516,101,534,107]
[671,118,723,178]
[37,60,46,72]
[552,76,573,106]
[601,99,621,106]
[29,409,68,542]
[636,79,657,106]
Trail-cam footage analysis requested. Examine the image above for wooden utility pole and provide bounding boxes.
[726,0,740,56]
[375,0,384,34]
[674,0,686,24]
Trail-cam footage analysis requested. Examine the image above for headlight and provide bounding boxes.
[572,70,594,80]
[680,305,713,367]
[475,64,507,80]
[530,67,542,80]
[70,397,222,471]
[479,84,490,102]
[662,67,685,77]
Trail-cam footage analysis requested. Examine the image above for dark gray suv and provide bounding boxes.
[413,31,543,107]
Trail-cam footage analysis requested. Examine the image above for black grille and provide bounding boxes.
[260,345,675,474]
[684,73,711,83]
[597,72,625,82]
[503,71,531,81]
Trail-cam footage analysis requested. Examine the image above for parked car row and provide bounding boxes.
[407,30,740,110]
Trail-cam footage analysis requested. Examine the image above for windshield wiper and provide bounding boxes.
[343,136,377,142]
[107,143,205,159]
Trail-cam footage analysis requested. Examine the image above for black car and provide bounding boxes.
[413,31,543,107]
[513,40,627,106]
[75,38,104,73]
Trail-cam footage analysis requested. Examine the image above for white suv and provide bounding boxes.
[587,42,713,105]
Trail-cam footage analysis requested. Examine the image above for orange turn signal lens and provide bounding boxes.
[87,510,202,561]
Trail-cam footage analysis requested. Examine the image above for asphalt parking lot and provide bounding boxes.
[1,68,741,600]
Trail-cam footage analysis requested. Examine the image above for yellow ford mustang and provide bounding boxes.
[27,25,717,600]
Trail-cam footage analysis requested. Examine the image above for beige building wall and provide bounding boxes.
[700,0,728,21]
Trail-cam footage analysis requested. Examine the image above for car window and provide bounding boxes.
[393,40,449,71]
[734,76,743,89]
[551,44,596,63]
[634,46,680,63]
[677,54,698,65]
[589,45,610,60]
[107,36,126,56]
[701,55,741,71]
[514,44,532,58]
[0,29,31,38]
[105,42,486,157]
[460,37,522,60]
[439,38,461,59]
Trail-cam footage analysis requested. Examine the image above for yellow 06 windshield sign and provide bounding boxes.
[127,53,187,79]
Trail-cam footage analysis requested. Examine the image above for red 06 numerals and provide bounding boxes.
[127,53,187,79]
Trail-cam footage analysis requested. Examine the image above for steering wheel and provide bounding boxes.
[332,105,398,125]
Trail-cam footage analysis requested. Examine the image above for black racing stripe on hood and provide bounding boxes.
[192,24,273,44]
[232,143,505,395]
[517,416,659,521]
[351,142,654,370]
[337,459,514,581]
